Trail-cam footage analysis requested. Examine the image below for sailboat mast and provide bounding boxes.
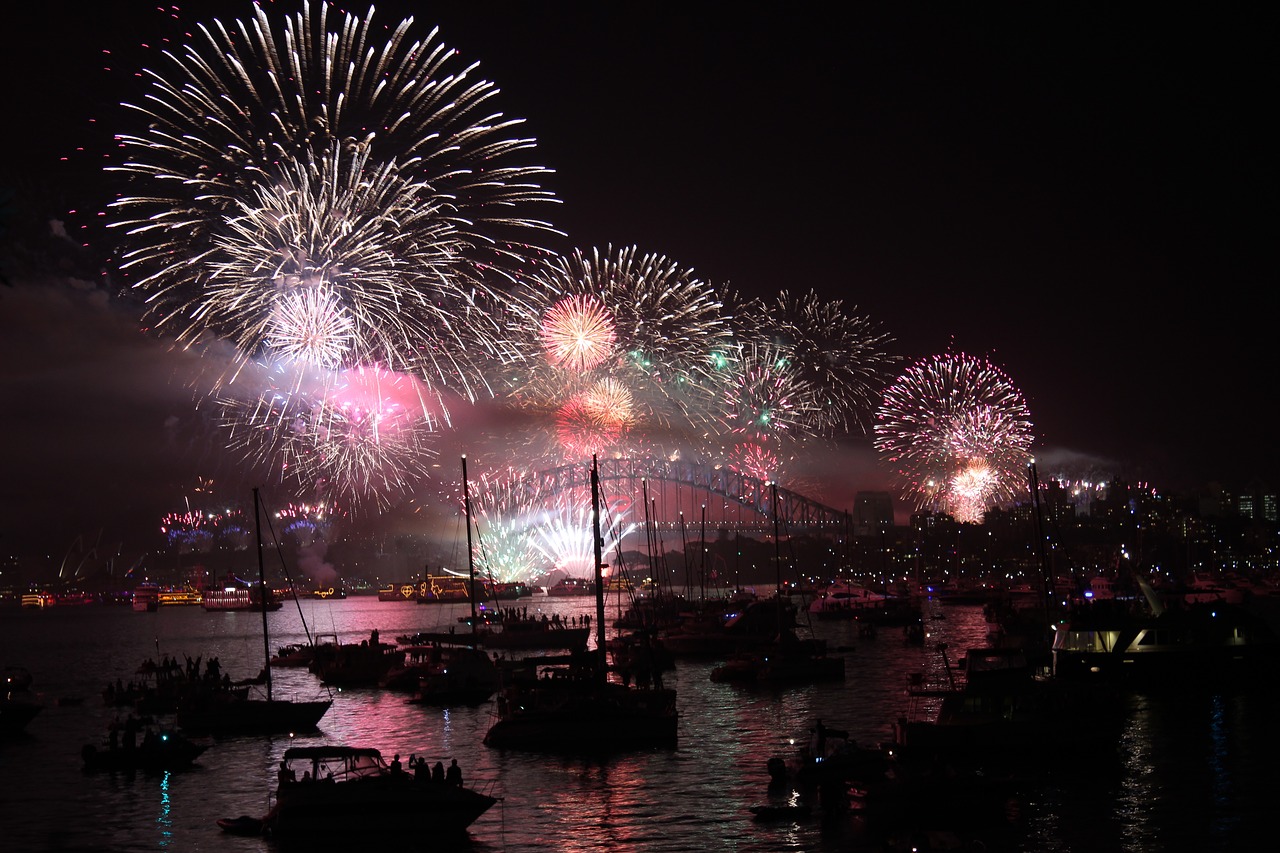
[463,455,477,626]
[771,481,782,635]
[253,487,272,702]
[591,455,607,679]
[1027,459,1054,632]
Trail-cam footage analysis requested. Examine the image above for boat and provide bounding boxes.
[892,644,1126,767]
[470,613,591,651]
[2,666,43,735]
[546,576,596,596]
[378,583,419,602]
[659,596,797,658]
[416,574,472,604]
[81,723,210,772]
[175,488,332,735]
[131,583,159,612]
[708,483,846,686]
[486,581,535,600]
[219,746,498,843]
[20,592,54,608]
[308,630,402,687]
[402,644,502,706]
[200,575,283,612]
[483,456,678,753]
[156,588,203,606]
[807,580,920,625]
[1050,589,1280,685]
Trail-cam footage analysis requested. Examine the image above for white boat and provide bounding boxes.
[132,583,159,612]
[807,581,918,624]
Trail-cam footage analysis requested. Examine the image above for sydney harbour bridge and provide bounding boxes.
[478,456,853,536]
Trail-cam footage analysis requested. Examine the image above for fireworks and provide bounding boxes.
[748,290,896,435]
[107,2,558,508]
[110,1,556,380]
[716,338,822,444]
[873,353,1034,522]
[508,246,734,445]
[540,294,618,372]
[222,365,444,510]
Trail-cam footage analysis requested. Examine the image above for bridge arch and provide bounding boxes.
[476,457,851,533]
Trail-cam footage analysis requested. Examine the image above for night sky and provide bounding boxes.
[2,2,1274,570]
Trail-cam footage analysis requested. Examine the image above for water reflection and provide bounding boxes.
[2,596,1273,851]
[156,770,172,847]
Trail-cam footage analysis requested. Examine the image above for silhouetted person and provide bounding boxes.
[432,760,445,782]
[446,759,462,787]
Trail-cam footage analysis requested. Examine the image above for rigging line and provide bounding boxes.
[257,490,315,648]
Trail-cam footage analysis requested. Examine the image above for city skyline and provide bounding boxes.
[1,2,1274,569]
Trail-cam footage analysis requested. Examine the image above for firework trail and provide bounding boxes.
[873,352,1034,522]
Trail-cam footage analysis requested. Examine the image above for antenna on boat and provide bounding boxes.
[253,487,272,703]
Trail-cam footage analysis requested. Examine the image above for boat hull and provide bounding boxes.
[270,778,496,841]
[177,698,332,735]
[484,683,677,752]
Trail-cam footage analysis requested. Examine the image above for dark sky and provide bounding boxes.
[2,2,1275,569]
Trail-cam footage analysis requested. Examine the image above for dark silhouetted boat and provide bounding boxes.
[81,725,210,772]
[219,745,498,842]
[2,666,42,735]
[483,456,678,753]
[176,489,331,735]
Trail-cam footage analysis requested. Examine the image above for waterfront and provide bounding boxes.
[2,595,1275,852]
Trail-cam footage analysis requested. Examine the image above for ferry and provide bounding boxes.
[416,575,471,604]
[132,583,160,612]
[546,577,596,596]
[20,592,55,609]
[379,583,419,602]
[157,589,203,606]
[201,582,283,612]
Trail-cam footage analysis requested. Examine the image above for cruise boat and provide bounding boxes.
[416,575,471,604]
[200,578,282,612]
[132,583,160,612]
[546,576,596,596]
[219,746,497,842]
[157,588,203,606]
[378,583,419,602]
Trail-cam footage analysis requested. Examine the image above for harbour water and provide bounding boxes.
[1,594,1273,852]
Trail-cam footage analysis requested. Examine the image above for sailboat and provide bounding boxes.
[176,488,333,735]
[709,482,845,685]
[483,455,678,752]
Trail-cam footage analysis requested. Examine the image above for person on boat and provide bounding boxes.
[432,760,445,782]
[390,754,403,774]
[277,760,296,785]
[446,759,462,787]
[811,719,828,758]
[413,755,428,781]
[123,715,139,751]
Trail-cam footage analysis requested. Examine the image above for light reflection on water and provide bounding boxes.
[1,595,1273,851]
